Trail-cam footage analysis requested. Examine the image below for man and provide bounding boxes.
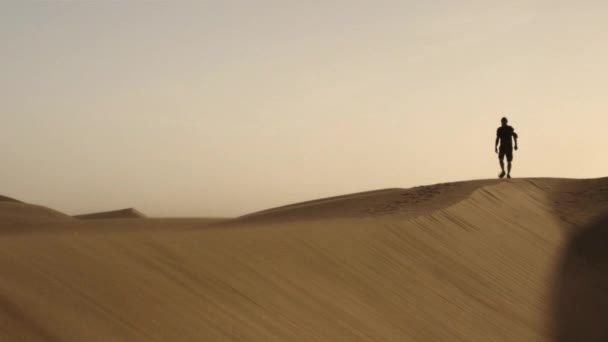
[495,117,518,178]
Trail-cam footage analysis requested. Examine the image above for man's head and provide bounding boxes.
[501,117,508,126]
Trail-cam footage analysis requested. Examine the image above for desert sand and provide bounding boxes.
[1,178,607,341]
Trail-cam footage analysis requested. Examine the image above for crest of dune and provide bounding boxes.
[74,208,146,220]
[0,196,73,226]
[0,195,22,203]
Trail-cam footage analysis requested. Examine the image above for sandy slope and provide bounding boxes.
[1,178,607,341]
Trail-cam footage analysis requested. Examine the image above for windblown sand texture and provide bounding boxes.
[1,178,607,341]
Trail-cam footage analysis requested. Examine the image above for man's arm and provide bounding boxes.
[495,129,500,153]
[513,131,518,150]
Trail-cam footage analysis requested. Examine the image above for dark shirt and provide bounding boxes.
[497,125,518,148]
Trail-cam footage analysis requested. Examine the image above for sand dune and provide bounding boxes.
[1,178,608,341]
[75,208,146,220]
[0,195,22,203]
[235,180,501,224]
[0,197,73,227]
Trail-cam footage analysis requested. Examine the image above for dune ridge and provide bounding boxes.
[0,198,73,227]
[74,208,146,220]
[0,195,22,203]
[235,179,503,224]
[1,178,607,341]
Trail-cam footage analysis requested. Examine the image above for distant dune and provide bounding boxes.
[0,195,22,203]
[74,208,146,220]
[1,178,608,341]
[0,196,73,226]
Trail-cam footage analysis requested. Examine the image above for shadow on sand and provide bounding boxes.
[552,214,608,341]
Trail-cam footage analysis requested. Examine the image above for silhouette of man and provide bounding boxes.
[495,117,518,178]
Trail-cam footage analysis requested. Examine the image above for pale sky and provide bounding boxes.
[1,1,607,217]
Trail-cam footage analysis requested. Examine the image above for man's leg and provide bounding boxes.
[498,152,506,178]
[506,152,513,178]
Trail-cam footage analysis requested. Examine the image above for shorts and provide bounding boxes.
[499,146,513,162]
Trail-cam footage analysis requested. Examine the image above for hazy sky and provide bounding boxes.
[1,1,607,217]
